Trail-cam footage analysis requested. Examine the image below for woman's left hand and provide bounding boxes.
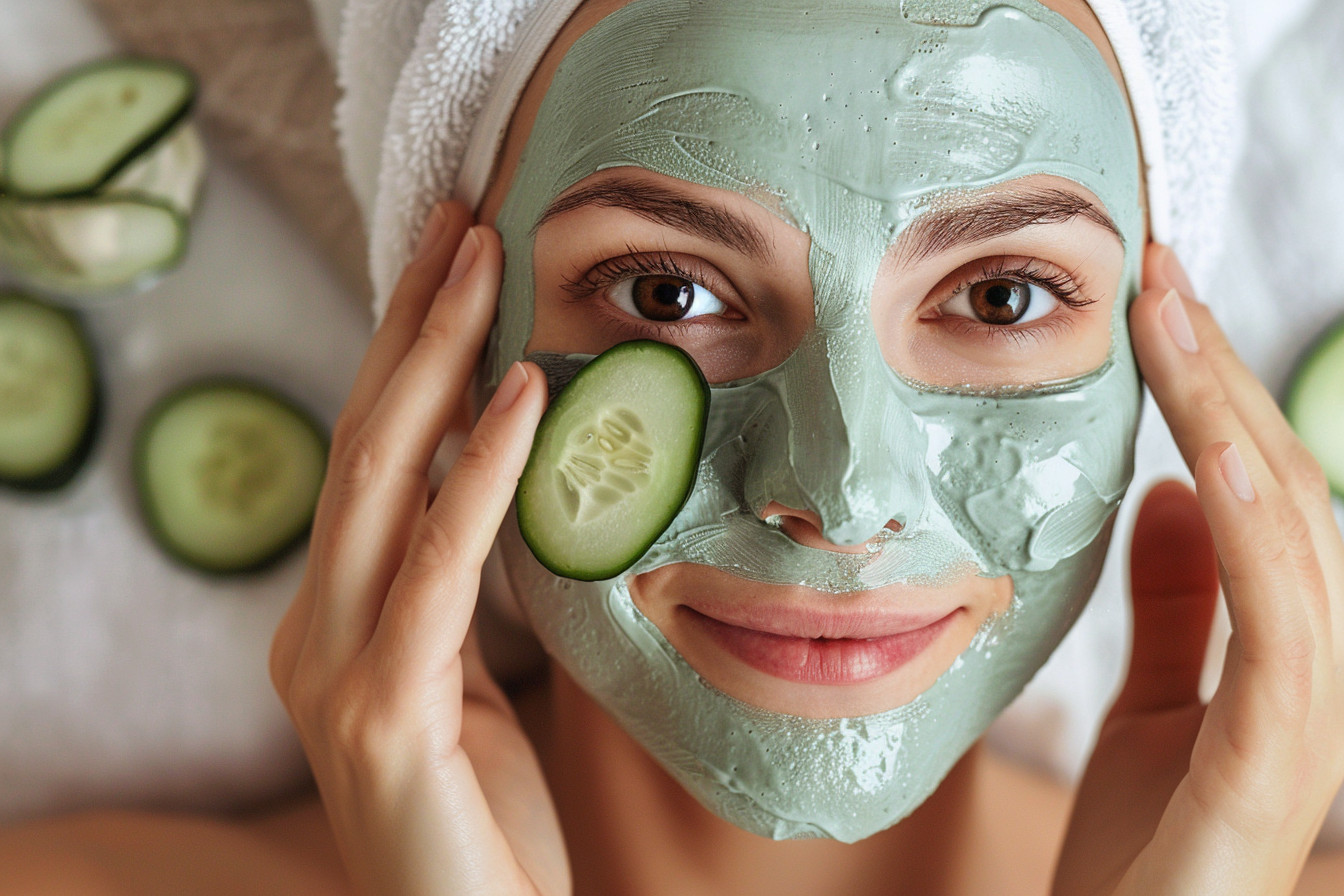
[1055,243,1344,895]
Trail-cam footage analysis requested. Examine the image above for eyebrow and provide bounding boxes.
[536,177,1119,267]
[535,176,774,262]
[896,187,1123,266]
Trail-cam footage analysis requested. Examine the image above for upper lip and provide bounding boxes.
[681,586,961,641]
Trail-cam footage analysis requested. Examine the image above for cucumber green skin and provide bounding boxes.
[1283,315,1344,498]
[516,340,710,582]
[0,192,190,296]
[0,292,101,492]
[0,57,197,200]
[133,378,328,576]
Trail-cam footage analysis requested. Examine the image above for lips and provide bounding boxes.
[678,602,962,686]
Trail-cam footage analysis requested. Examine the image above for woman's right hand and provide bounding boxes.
[269,202,568,896]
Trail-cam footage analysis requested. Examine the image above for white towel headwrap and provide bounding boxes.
[329,0,1239,323]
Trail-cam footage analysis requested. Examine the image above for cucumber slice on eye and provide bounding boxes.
[516,340,709,581]
[0,291,99,490]
[1284,316,1344,498]
[1,57,196,199]
[134,380,328,575]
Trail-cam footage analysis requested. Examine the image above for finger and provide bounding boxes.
[1132,279,1332,734]
[1147,244,1343,657]
[1194,440,1324,752]
[293,204,472,665]
[309,226,502,655]
[1111,480,1220,717]
[1130,285,1277,494]
[373,360,548,673]
[1146,245,1336,522]
[333,201,474,452]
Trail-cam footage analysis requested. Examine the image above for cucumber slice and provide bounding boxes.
[1,57,196,199]
[1284,316,1344,498]
[0,291,99,490]
[0,193,187,295]
[134,380,327,574]
[516,340,709,581]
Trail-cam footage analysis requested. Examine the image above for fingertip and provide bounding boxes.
[1131,478,1211,570]
[517,360,550,406]
[1143,241,1197,300]
[1120,475,1220,715]
[1127,282,1174,330]
[1192,440,1234,494]
[1137,478,1200,521]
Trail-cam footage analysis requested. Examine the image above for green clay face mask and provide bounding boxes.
[490,0,1143,841]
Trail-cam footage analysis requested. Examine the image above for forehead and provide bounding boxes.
[499,0,1139,248]
[483,0,1134,229]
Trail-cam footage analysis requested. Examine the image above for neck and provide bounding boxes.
[536,663,989,896]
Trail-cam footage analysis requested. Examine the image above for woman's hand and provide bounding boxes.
[269,203,568,896]
[1055,244,1344,895]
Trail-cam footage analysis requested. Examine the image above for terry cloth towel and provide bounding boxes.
[325,0,1242,322]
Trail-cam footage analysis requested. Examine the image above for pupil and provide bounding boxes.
[970,279,1029,325]
[633,275,694,321]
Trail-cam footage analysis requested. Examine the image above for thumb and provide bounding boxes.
[1111,479,1220,717]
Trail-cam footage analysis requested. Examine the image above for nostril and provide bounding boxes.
[759,502,900,553]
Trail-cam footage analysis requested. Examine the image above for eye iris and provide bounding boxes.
[970,279,1030,325]
[632,275,694,321]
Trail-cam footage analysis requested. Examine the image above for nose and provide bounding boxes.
[759,501,900,553]
[740,328,929,546]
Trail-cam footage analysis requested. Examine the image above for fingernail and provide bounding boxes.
[445,227,481,288]
[488,362,528,416]
[1159,289,1199,353]
[413,204,448,261]
[1159,244,1197,300]
[1220,443,1255,503]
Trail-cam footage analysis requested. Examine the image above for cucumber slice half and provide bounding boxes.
[135,380,327,574]
[0,291,99,490]
[1284,316,1344,498]
[1,57,196,198]
[0,193,187,295]
[516,340,709,581]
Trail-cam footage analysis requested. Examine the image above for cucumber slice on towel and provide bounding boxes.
[0,193,188,295]
[134,380,327,574]
[1,57,196,198]
[516,340,709,581]
[0,291,99,490]
[1284,316,1344,498]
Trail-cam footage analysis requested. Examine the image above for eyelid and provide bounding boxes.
[924,256,1097,319]
[560,248,746,313]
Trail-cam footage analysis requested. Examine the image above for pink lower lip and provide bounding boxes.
[682,608,960,685]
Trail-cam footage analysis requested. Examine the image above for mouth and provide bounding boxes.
[676,602,964,686]
[630,563,1008,716]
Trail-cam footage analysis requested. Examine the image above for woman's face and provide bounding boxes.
[478,0,1143,841]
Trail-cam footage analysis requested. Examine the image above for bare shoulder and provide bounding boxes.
[0,794,349,896]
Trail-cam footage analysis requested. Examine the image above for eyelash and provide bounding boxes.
[947,258,1095,310]
[930,258,1098,345]
[561,248,709,302]
[561,251,1097,345]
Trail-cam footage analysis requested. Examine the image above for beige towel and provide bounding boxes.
[84,0,371,297]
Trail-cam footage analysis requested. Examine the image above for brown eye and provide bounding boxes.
[969,279,1030,324]
[633,276,694,321]
[609,273,727,322]
[938,276,1057,327]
